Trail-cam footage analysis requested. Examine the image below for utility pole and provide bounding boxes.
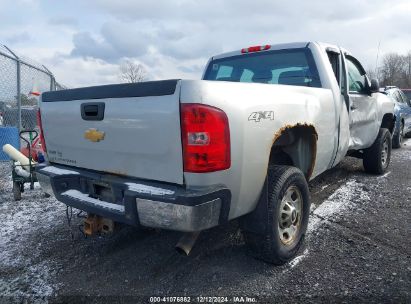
[4,45,21,133]
[375,41,381,80]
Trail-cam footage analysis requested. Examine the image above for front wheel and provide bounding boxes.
[363,128,392,174]
[240,165,310,265]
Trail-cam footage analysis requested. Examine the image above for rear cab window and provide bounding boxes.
[203,48,322,88]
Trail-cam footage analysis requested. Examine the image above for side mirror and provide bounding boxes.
[369,79,379,93]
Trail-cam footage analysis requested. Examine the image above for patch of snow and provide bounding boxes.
[307,216,322,234]
[125,183,174,196]
[310,203,317,212]
[40,166,79,175]
[308,179,371,234]
[396,148,411,161]
[377,171,391,179]
[62,189,125,213]
[402,138,411,144]
[321,184,329,191]
[313,179,369,219]
[289,249,309,268]
[0,162,63,298]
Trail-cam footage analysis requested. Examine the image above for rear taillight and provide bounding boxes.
[37,109,47,153]
[241,45,271,53]
[181,104,230,173]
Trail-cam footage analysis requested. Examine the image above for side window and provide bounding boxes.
[346,58,366,94]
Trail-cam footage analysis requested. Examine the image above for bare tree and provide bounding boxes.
[119,60,148,83]
[372,49,411,88]
[380,53,404,87]
[366,67,376,81]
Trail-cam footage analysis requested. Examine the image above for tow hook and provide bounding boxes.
[83,214,115,236]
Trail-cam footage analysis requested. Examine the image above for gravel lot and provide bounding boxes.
[0,139,410,303]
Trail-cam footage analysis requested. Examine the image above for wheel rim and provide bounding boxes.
[278,185,303,246]
[381,137,389,168]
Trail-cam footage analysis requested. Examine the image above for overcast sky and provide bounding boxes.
[1,0,410,88]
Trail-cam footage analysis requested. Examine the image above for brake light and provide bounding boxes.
[241,45,271,53]
[37,109,47,153]
[181,104,230,173]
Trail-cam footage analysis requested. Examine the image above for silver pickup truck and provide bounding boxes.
[36,42,394,264]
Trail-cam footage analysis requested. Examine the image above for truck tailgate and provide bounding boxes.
[40,80,184,184]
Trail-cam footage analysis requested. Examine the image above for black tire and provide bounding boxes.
[240,165,310,265]
[13,182,22,201]
[392,122,404,149]
[363,128,392,174]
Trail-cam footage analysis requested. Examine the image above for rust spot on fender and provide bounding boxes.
[272,123,318,145]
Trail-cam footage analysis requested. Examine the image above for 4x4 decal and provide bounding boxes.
[248,111,274,122]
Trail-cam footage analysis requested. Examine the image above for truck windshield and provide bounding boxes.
[203,48,321,88]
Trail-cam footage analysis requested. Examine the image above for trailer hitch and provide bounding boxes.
[83,214,115,236]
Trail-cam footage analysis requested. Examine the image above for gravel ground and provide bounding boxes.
[0,139,410,303]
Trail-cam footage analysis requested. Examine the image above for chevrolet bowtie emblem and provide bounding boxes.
[84,128,105,142]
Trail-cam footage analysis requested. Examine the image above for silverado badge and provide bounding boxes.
[84,128,105,142]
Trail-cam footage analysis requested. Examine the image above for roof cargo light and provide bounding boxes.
[241,45,271,53]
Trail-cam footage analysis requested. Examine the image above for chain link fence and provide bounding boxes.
[0,45,62,161]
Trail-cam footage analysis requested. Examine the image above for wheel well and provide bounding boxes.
[269,124,318,179]
[381,113,395,134]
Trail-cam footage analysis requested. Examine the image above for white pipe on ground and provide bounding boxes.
[2,144,36,172]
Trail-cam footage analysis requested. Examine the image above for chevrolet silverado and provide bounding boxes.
[36,42,395,264]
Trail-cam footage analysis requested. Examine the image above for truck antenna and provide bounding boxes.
[375,41,381,78]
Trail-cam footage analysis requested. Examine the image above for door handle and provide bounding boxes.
[81,102,105,121]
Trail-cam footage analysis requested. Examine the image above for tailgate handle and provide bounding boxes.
[81,102,105,121]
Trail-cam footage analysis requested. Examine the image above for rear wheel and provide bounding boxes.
[363,128,391,174]
[392,122,404,149]
[241,165,310,265]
